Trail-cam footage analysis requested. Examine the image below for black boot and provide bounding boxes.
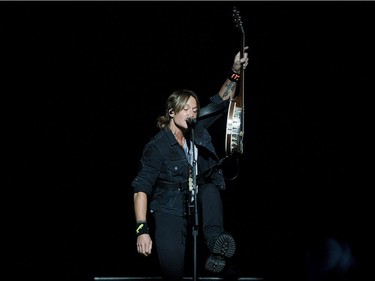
[205,232,236,273]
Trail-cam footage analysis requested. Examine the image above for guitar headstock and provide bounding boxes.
[233,6,244,34]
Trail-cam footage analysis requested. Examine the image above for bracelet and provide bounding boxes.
[228,69,241,82]
[135,221,149,236]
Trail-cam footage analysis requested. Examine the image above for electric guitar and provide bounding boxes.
[225,7,246,156]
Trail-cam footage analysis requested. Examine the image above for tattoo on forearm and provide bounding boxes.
[223,81,236,97]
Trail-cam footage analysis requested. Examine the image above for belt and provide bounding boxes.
[156,180,189,191]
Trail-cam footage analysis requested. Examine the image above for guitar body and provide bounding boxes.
[225,95,244,155]
[225,7,245,156]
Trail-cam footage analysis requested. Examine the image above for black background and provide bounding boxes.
[2,1,374,281]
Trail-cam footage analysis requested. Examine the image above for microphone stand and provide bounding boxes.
[188,121,199,281]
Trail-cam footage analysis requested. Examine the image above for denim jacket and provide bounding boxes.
[131,94,229,217]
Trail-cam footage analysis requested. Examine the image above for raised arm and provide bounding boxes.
[218,47,249,101]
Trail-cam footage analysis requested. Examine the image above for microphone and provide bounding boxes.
[186,117,197,126]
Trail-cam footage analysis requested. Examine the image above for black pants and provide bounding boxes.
[153,183,224,281]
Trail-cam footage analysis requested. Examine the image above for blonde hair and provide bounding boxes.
[157,89,200,129]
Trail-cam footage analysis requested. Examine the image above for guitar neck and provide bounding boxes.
[237,31,245,108]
